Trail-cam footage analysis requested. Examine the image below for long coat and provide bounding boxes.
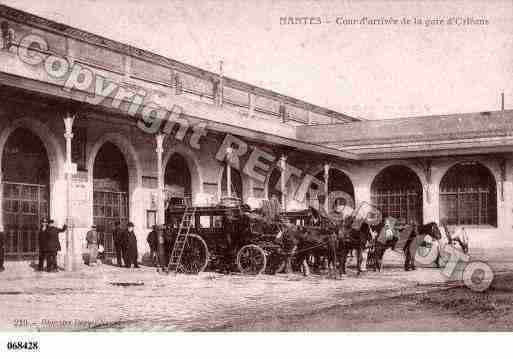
[38,228,49,253]
[125,231,138,259]
[146,230,158,252]
[45,225,66,252]
[113,227,125,249]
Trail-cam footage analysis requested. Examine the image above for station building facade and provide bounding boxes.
[0,5,511,266]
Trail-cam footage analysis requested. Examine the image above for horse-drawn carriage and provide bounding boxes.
[164,199,344,275]
[165,202,290,275]
[164,198,456,276]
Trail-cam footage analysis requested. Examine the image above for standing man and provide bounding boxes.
[38,219,49,271]
[0,225,5,272]
[146,225,158,267]
[156,225,168,272]
[46,219,67,272]
[164,224,175,268]
[85,225,98,266]
[112,221,124,267]
[125,222,139,268]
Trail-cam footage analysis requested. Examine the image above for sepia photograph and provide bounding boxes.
[0,0,512,356]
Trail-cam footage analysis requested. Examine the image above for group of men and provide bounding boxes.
[38,219,67,272]
[84,222,139,267]
[108,221,139,268]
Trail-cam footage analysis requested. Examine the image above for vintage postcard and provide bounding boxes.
[0,0,512,356]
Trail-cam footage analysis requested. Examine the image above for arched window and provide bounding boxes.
[165,153,192,207]
[267,168,282,203]
[93,142,129,255]
[371,165,423,225]
[2,128,49,258]
[440,162,497,226]
[313,169,355,211]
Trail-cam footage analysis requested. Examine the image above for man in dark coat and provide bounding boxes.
[163,224,175,268]
[38,219,49,271]
[125,222,139,268]
[0,225,5,272]
[46,220,67,272]
[146,225,158,266]
[112,221,124,267]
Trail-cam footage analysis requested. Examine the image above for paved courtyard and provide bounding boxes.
[1,248,512,331]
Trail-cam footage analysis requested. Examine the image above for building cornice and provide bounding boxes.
[0,3,359,123]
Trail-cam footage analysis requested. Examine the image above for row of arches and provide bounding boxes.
[218,162,497,227]
[0,127,499,258]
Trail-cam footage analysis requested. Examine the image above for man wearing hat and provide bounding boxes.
[124,222,139,268]
[146,224,158,267]
[85,224,98,266]
[46,219,67,272]
[37,219,49,271]
[112,221,125,267]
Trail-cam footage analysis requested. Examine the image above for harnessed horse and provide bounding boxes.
[337,216,374,275]
[371,221,442,271]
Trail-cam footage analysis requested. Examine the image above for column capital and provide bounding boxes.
[63,114,75,135]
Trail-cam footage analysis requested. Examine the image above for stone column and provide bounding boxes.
[224,147,233,198]
[63,115,75,271]
[323,163,330,208]
[155,132,166,223]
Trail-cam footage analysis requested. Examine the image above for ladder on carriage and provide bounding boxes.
[168,206,197,273]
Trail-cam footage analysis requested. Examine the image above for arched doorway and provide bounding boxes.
[93,142,129,256]
[221,167,243,201]
[371,165,423,225]
[2,128,49,259]
[313,168,355,211]
[164,153,192,207]
[439,162,497,226]
[267,168,282,204]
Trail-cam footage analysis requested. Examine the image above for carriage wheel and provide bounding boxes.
[237,244,267,275]
[179,234,209,274]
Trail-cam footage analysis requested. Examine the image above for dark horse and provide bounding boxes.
[279,207,339,275]
[371,221,442,272]
[337,216,373,276]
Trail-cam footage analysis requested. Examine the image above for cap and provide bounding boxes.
[127,222,134,228]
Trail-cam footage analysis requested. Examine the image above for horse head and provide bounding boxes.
[421,222,442,240]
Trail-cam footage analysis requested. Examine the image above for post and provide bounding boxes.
[279,155,287,211]
[63,115,75,271]
[323,163,330,208]
[218,60,224,107]
[226,147,232,197]
[155,132,166,223]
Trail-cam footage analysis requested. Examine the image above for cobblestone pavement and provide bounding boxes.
[1,248,512,331]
